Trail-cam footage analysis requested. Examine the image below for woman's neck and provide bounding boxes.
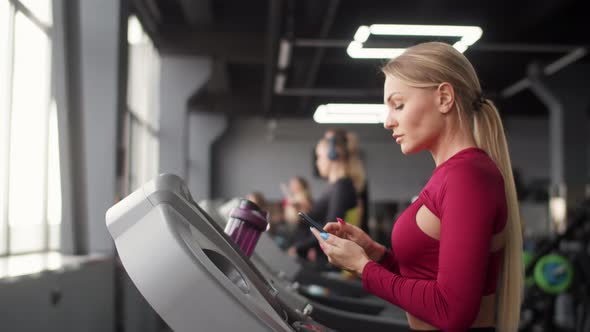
[328,163,348,183]
[429,121,477,167]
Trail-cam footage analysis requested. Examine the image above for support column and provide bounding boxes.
[159,56,211,178]
[187,112,227,200]
[528,63,590,231]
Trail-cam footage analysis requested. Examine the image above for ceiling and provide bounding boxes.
[131,0,589,119]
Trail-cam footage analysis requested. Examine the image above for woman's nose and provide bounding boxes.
[383,111,397,130]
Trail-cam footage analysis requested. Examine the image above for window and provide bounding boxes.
[125,15,160,192]
[0,0,60,255]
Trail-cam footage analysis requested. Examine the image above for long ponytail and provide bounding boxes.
[474,99,523,332]
[383,42,524,332]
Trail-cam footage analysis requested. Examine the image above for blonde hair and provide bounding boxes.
[382,42,523,332]
[324,129,366,192]
[346,132,367,193]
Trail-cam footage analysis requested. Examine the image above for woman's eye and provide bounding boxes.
[394,104,404,110]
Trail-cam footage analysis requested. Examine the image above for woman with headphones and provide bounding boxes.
[287,131,358,261]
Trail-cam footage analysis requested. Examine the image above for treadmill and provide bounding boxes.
[106,174,408,331]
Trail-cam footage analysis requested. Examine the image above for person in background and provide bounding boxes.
[282,176,313,224]
[245,191,267,211]
[288,131,358,262]
[324,129,369,233]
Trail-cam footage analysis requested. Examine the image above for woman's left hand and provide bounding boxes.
[310,228,370,275]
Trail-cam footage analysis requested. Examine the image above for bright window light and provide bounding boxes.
[127,16,146,45]
[9,11,50,253]
[313,104,387,124]
[19,0,52,26]
[347,24,483,59]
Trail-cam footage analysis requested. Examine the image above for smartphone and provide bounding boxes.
[298,212,324,233]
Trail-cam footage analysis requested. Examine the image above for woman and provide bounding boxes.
[289,132,357,261]
[282,176,313,224]
[324,129,369,232]
[311,42,523,332]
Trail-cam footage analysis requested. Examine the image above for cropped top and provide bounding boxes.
[362,147,507,331]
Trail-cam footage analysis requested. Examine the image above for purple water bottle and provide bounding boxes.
[224,199,269,257]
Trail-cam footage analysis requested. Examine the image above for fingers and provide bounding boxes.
[323,222,341,234]
[312,228,348,250]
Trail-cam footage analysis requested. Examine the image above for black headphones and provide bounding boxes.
[328,136,338,160]
[327,131,348,161]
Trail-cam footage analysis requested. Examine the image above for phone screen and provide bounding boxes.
[298,212,324,232]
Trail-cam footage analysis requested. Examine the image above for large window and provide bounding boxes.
[125,15,160,192]
[0,0,60,255]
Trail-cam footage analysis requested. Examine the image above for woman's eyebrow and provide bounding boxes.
[386,92,400,103]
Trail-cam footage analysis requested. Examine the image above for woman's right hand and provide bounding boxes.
[323,219,386,262]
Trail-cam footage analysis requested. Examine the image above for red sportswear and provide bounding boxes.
[362,147,507,331]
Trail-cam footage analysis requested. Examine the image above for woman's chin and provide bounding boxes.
[400,143,419,155]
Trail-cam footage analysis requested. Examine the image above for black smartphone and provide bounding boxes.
[298,212,324,232]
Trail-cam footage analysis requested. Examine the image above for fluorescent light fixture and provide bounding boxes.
[550,196,567,234]
[347,24,483,59]
[277,39,291,69]
[347,41,406,59]
[353,25,371,43]
[313,104,387,124]
[274,73,286,93]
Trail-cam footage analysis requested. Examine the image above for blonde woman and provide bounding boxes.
[290,132,357,260]
[324,129,369,232]
[312,42,522,332]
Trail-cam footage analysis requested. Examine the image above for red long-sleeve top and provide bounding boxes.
[362,147,507,331]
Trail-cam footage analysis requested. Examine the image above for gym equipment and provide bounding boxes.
[106,174,334,332]
[520,200,590,332]
[533,254,573,294]
[200,195,410,330]
[107,174,411,332]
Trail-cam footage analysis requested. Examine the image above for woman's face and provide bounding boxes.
[315,142,331,177]
[383,75,444,155]
[289,178,303,193]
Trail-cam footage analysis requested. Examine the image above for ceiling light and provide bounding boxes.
[353,25,371,43]
[313,104,387,124]
[277,39,291,69]
[347,41,406,59]
[274,73,286,93]
[347,24,483,59]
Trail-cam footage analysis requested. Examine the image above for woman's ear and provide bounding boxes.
[437,82,455,114]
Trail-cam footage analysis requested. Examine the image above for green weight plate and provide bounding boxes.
[534,254,573,294]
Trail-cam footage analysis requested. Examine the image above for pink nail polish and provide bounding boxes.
[337,217,345,225]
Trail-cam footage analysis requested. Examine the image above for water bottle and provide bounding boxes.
[224,199,269,257]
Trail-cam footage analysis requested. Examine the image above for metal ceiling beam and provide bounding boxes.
[159,29,588,60]
[158,29,265,63]
[279,88,381,97]
[262,0,283,117]
[296,0,340,115]
[177,0,213,26]
[190,92,262,115]
[502,47,588,98]
[294,39,587,54]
